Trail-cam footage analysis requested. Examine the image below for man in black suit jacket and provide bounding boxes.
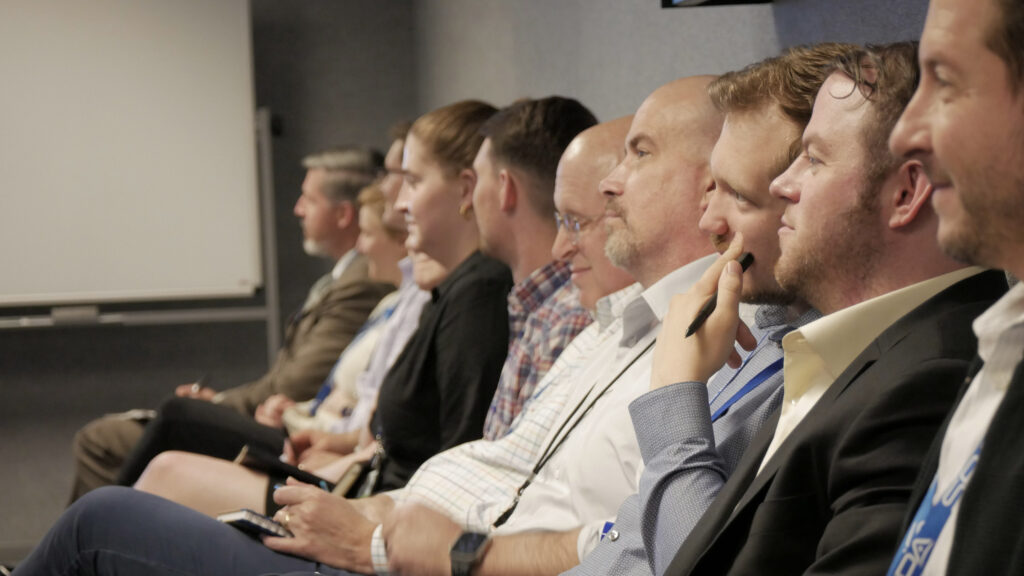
[659,43,1007,576]
[884,0,1024,573]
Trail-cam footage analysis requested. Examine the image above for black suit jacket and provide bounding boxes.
[901,319,1024,573]
[666,271,1007,576]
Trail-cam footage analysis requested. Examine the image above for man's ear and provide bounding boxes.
[888,159,932,229]
[457,167,478,215]
[498,169,518,213]
[335,201,357,230]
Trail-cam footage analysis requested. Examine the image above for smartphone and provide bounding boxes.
[217,508,293,538]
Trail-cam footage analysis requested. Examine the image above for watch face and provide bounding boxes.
[452,532,489,554]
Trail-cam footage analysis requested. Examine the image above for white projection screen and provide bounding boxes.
[0,0,261,306]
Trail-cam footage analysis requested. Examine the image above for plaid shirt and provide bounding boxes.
[482,260,592,439]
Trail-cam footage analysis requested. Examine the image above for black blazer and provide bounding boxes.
[901,332,1024,573]
[666,271,1007,576]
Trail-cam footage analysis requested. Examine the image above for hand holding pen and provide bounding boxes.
[686,251,754,337]
[651,235,757,390]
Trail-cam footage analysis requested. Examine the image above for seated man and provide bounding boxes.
[69,145,396,500]
[663,42,1007,576]
[471,96,599,438]
[886,0,1024,572]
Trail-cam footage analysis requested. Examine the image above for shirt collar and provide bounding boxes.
[331,249,358,280]
[621,254,718,347]
[508,260,572,317]
[593,282,644,332]
[755,304,822,342]
[784,266,983,380]
[397,256,415,289]
[432,251,486,302]
[974,278,1024,362]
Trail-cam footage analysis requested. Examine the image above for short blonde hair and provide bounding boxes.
[357,183,406,242]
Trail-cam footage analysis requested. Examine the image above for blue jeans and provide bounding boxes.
[14,487,353,576]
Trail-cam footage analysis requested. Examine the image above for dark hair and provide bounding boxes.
[301,145,384,205]
[479,96,598,216]
[987,0,1024,93]
[410,100,498,175]
[831,42,920,192]
[709,43,862,165]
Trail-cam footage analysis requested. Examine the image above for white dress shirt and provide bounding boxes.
[758,268,982,472]
[918,280,1024,575]
[391,283,639,529]
[370,256,714,575]
[494,256,716,546]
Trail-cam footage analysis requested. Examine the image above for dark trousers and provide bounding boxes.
[116,396,287,486]
[14,487,354,576]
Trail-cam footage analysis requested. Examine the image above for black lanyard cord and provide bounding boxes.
[492,338,656,528]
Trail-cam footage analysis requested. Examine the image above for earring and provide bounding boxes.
[459,204,473,219]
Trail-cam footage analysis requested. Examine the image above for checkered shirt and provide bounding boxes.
[482,260,592,439]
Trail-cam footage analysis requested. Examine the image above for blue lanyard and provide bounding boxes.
[887,441,984,576]
[309,305,396,416]
[710,357,783,423]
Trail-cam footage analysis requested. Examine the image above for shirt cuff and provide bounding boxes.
[629,381,712,463]
[371,523,390,576]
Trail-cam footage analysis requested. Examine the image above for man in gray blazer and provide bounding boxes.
[69,145,395,501]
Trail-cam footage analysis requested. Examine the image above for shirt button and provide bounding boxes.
[607,530,619,541]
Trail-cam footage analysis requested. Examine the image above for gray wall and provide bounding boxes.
[253,0,417,326]
[411,0,779,119]
[773,0,927,48]
[411,0,930,120]
[3,0,930,564]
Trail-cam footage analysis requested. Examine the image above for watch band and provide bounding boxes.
[450,531,490,576]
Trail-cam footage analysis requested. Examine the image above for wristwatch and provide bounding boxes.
[449,531,491,576]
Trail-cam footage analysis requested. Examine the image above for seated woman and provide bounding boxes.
[11,100,510,576]
[267,184,412,438]
[120,183,414,515]
[133,249,449,517]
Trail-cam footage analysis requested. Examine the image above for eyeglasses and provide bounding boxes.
[554,211,595,246]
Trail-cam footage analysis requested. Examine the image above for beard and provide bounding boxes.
[937,172,1024,270]
[604,225,639,271]
[743,282,796,306]
[775,186,883,311]
[302,238,329,257]
[709,233,794,305]
[603,199,639,270]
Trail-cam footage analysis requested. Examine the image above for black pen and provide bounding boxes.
[684,252,754,338]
